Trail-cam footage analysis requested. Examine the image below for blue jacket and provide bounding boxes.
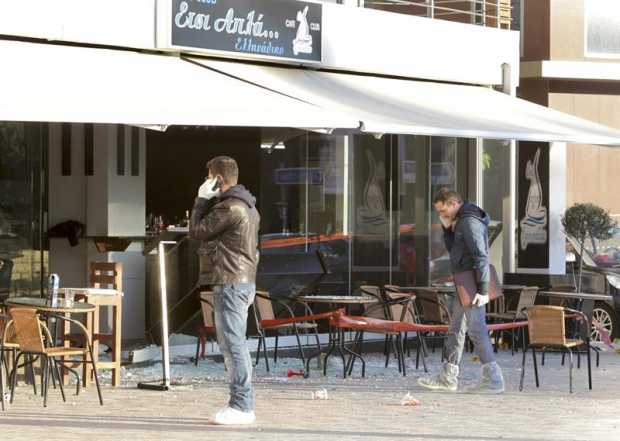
[442,201,490,294]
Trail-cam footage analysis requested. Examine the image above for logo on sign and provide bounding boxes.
[520,148,548,250]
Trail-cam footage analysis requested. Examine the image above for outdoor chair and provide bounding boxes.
[382,285,431,372]
[487,286,539,354]
[412,289,451,367]
[63,262,123,386]
[519,305,592,393]
[194,291,216,366]
[1,311,38,411]
[7,308,103,407]
[252,290,321,372]
[345,286,415,377]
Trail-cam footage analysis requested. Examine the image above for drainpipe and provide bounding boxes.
[501,62,517,274]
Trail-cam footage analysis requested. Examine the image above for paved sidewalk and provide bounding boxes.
[2,350,620,441]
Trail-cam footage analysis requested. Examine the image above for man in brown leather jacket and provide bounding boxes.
[189,156,260,425]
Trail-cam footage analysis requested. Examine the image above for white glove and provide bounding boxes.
[472,293,489,307]
[198,177,221,200]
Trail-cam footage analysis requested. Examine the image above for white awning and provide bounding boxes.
[0,40,358,129]
[191,58,620,146]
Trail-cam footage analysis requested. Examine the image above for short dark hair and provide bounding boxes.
[207,156,239,185]
[433,187,462,205]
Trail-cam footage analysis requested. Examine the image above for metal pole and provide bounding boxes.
[137,239,176,391]
[158,240,174,389]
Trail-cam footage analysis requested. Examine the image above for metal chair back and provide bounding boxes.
[8,308,45,353]
[514,287,539,316]
[254,290,275,322]
[527,306,567,346]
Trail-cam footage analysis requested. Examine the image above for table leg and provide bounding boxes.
[112,302,122,387]
[84,307,97,388]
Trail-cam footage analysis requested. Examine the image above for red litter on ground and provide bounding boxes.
[287,369,305,378]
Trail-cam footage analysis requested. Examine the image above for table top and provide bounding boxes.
[60,287,123,297]
[538,291,614,302]
[297,295,378,304]
[400,284,532,294]
[400,286,456,294]
[5,297,96,313]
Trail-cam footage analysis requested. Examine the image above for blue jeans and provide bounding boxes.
[444,295,495,366]
[212,283,255,412]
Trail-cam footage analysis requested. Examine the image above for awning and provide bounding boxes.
[0,40,358,129]
[190,58,620,146]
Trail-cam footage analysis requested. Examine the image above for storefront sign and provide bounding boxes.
[161,0,322,63]
[517,142,550,270]
[275,167,323,185]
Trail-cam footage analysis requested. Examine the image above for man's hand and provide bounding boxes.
[198,178,221,200]
[472,293,489,307]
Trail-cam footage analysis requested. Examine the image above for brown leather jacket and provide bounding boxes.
[189,185,260,285]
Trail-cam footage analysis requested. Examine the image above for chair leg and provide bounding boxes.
[567,348,574,394]
[577,349,581,370]
[194,334,201,367]
[52,359,66,402]
[519,346,527,391]
[293,328,306,367]
[313,328,322,369]
[10,352,23,404]
[255,336,262,367]
[273,335,279,363]
[87,344,104,406]
[262,335,270,372]
[0,351,5,411]
[417,334,428,373]
[532,348,540,388]
[561,352,565,366]
[25,355,37,396]
[42,356,49,408]
[541,350,546,366]
[385,336,392,368]
[587,343,592,390]
[398,335,406,377]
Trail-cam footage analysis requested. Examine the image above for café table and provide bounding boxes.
[297,294,378,378]
[537,290,613,324]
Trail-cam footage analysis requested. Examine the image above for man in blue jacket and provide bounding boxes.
[418,188,504,394]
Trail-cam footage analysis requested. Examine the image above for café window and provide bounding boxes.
[585,0,620,58]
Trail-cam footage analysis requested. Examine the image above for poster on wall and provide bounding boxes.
[517,141,550,270]
[160,0,323,63]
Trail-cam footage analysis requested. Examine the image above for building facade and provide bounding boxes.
[2,0,617,342]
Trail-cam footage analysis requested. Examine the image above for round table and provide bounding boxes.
[297,295,378,305]
[5,297,96,314]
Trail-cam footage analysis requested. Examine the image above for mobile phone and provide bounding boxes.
[205,176,222,190]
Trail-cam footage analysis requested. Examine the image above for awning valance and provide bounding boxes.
[190,58,620,146]
[0,40,358,130]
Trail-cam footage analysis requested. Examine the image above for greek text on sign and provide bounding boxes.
[168,0,322,62]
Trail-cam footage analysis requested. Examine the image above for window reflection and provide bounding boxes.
[0,123,46,298]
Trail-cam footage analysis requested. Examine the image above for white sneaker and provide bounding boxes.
[213,406,256,425]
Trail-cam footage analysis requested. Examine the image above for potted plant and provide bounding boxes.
[562,203,617,292]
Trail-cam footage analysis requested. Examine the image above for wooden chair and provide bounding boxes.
[7,308,103,407]
[67,262,123,386]
[519,306,592,393]
[253,290,321,372]
[194,291,216,366]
